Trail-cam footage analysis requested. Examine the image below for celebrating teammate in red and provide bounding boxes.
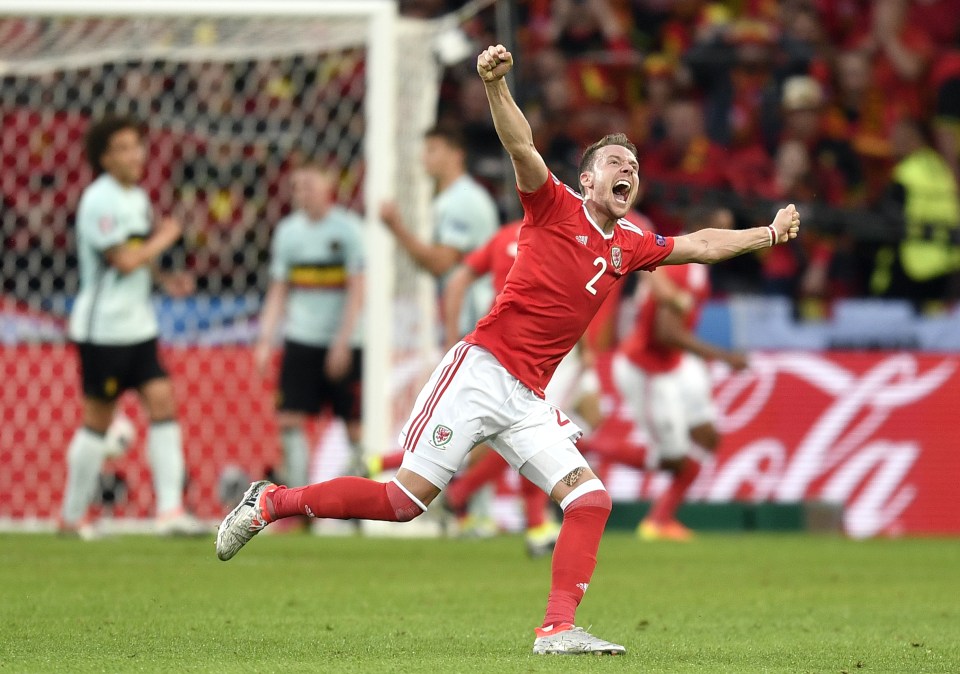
[615,241,748,541]
[216,44,801,656]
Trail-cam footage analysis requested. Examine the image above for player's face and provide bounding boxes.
[291,168,334,215]
[102,128,145,185]
[581,145,640,219]
[421,136,459,180]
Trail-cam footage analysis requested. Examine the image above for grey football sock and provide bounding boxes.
[147,420,185,515]
[61,427,107,525]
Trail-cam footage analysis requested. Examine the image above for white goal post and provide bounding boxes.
[0,0,441,460]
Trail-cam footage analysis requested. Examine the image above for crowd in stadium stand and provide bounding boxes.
[3,1,960,314]
[424,0,960,314]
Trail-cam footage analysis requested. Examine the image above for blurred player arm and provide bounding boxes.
[155,269,195,298]
[442,264,479,349]
[325,271,364,380]
[653,297,747,371]
[379,202,462,277]
[664,205,800,265]
[477,44,548,193]
[254,280,288,375]
[645,268,695,314]
[104,216,182,274]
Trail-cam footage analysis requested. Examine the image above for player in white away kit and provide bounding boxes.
[217,45,801,656]
[61,116,202,537]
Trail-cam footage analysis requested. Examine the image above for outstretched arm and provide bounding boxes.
[477,44,548,193]
[664,204,801,265]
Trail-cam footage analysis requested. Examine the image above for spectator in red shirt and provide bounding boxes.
[529,0,631,55]
[642,98,728,194]
[778,75,860,203]
[754,139,837,304]
[659,0,731,60]
[814,0,873,46]
[850,0,934,122]
[628,54,680,150]
[641,99,729,236]
[822,49,898,203]
[907,0,960,50]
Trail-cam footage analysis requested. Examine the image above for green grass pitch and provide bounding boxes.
[1,532,958,673]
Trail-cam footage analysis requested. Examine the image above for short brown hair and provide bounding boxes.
[578,133,638,191]
[424,124,466,152]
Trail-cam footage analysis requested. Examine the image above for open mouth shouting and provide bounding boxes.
[612,179,632,205]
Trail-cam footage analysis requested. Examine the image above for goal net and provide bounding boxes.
[0,1,442,527]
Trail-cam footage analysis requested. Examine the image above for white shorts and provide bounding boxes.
[398,342,587,494]
[612,352,716,465]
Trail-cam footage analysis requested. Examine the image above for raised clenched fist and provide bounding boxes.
[771,203,801,244]
[477,44,513,83]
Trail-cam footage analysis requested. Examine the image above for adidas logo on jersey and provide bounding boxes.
[575,235,589,246]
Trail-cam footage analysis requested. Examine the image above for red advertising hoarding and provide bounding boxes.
[1,346,957,537]
[589,351,960,537]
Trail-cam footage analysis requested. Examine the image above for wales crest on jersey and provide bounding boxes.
[611,246,622,271]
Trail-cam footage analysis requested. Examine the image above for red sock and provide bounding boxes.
[521,478,548,529]
[648,458,701,525]
[446,450,507,511]
[380,451,405,471]
[541,486,611,629]
[267,477,422,522]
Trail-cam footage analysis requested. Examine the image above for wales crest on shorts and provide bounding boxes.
[431,424,453,448]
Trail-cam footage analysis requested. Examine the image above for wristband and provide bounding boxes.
[766,225,778,247]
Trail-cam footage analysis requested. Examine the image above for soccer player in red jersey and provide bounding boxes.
[614,248,748,542]
[441,217,624,556]
[217,44,801,656]
[441,220,561,555]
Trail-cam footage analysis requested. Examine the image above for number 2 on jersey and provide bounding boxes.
[585,256,606,295]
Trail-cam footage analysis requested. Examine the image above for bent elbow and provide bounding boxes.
[110,259,139,275]
[104,244,146,274]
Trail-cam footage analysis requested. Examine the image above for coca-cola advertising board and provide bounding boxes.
[1,346,957,537]
[590,351,960,538]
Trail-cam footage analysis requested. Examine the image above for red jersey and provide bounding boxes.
[464,220,522,294]
[621,263,710,374]
[466,173,675,397]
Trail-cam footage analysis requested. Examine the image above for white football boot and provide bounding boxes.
[533,624,626,655]
[216,480,276,561]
